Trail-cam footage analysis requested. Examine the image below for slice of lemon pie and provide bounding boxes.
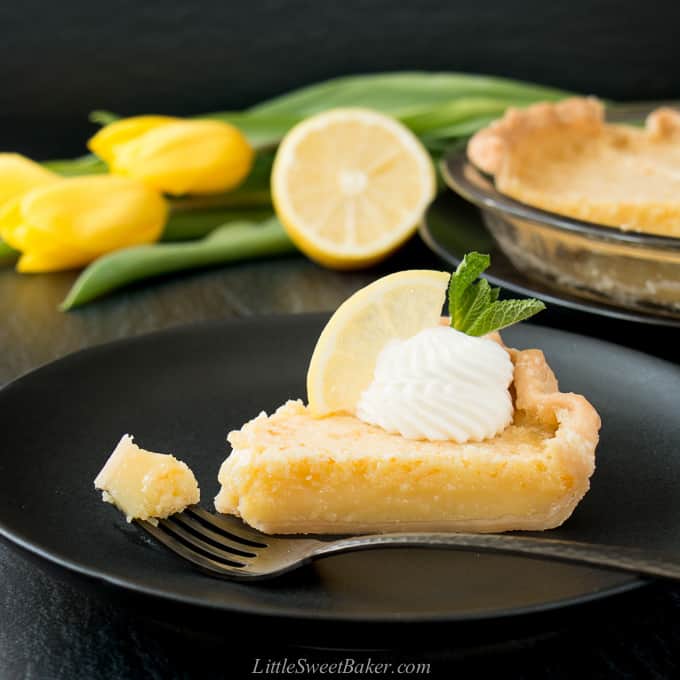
[215,254,600,534]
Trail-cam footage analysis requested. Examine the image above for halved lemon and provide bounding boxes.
[307,269,450,415]
[271,108,436,269]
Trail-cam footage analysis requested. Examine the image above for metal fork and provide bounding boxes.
[138,506,680,581]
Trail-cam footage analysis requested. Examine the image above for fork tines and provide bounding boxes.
[137,506,268,577]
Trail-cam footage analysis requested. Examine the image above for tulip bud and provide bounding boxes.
[0,153,57,205]
[88,116,254,196]
[0,175,167,272]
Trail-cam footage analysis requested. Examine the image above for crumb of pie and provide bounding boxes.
[94,434,199,522]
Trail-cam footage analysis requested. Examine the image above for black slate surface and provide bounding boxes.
[1,239,680,678]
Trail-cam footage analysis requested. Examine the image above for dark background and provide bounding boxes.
[2,0,680,158]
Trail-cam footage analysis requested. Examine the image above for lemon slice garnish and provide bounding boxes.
[307,270,450,415]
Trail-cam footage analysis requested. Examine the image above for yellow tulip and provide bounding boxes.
[0,175,167,272]
[88,116,254,196]
[0,153,57,204]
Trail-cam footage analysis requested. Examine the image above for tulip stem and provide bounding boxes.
[60,217,297,310]
[163,207,273,241]
[42,154,107,177]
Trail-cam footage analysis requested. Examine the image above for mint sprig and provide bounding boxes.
[448,252,545,336]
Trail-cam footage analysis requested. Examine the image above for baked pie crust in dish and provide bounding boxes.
[467,97,680,237]
[215,336,600,535]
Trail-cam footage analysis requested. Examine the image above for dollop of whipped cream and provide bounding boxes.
[356,326,514,442]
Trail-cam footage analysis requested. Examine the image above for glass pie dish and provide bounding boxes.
[442,147,680,320]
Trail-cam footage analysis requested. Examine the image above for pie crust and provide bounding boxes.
[215,339,600,534]
[467,97,680,237]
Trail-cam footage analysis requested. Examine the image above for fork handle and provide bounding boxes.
[312,533,680,581]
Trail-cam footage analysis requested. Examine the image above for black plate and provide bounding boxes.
[420,192,680,328]
[1,315,679,622]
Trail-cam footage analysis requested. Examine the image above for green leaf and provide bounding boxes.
[203,111,302,150]
[89,110,120,126]
[213,74,571,151]
[42,154,107,177]
[249,72,570,118]
[457,278,494,332]
[447,251,490,327]
[399,97,519,135]
[465,298,547,337]
[60,217,296,310]
[0,238,18,260]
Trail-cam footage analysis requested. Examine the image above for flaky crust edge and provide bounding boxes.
[216,340,600,534]
[467,96,680,177]
[467,97,605,175]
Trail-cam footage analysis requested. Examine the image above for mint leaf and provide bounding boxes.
[457,278,494,332]
[465,298,546,337]
[448,252,545,335]
[448,252,490,327]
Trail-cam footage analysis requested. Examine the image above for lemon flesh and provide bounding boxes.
[272,108,436,269]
